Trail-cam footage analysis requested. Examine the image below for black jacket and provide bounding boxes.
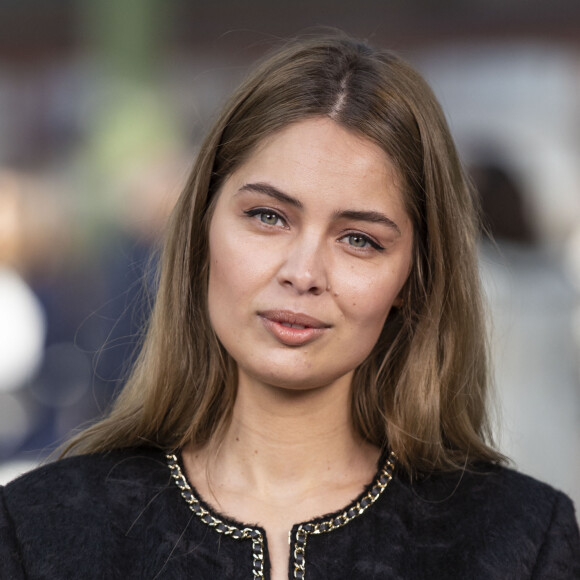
[1,447,579,579]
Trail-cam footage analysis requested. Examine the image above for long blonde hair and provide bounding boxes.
[62,33,503,474]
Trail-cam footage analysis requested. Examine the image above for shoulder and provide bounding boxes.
[399,463,578,529]
[2,446,168,505]
[390,463,580,577]
[1,446,171,528]
[396,461,567,501]
[0,447,175,578]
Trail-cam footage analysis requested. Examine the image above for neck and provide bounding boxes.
[190,375,380,496]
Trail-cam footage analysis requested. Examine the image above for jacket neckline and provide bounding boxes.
[166,449,396,579]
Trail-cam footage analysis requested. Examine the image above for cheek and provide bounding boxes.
[208,234,232,304]
[209,235,270,299]
[207,218,240,330]
[207,218,278,327]
[338,271,403,318]
[355,296,393,349]
[207,228,252,354]
[335,265,409,344]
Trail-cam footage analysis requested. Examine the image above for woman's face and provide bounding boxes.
[207,117,413,393]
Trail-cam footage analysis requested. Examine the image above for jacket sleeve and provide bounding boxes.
[0,486,26,580]
[531,491,580,579]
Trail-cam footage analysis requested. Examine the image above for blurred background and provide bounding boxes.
[0,0,579,507]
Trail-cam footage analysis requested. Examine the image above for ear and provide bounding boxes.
[392,295,404,309]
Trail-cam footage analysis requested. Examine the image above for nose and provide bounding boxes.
[276,234,328,296]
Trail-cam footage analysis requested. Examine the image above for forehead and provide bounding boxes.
[253,117,391,173]
[222,117,407,214]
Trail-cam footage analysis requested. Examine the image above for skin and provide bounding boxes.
[183,117,414,580]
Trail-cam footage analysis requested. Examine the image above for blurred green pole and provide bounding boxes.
[76,0,178,240]
[80,0,165,82]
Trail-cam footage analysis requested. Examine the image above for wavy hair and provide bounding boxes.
[62,33,503,474]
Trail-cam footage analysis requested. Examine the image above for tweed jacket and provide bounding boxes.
[1,446,579,579]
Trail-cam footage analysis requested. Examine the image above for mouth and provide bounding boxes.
[258,310,331,346]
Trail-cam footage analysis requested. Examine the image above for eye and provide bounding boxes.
[259,212,281,226]
[340,233,384,251]
[348,234,370,248]
[244,208,287,227]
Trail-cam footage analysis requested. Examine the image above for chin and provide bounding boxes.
[241,363,354,393]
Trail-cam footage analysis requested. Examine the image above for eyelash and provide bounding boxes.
[243,208,385,252]
[340,233,385,252]
[244,208,287,227]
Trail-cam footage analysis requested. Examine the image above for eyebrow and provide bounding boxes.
[237,181,401,235]
[334,210,401,236]
[237,182,303,209]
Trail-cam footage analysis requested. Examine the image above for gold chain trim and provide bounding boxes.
[166,453,265,579]
[292,451,396,580]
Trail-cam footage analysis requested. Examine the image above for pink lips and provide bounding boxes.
[258,310,331,346]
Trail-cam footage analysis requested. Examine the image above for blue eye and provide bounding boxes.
[244,208,285,227]
[348,234,370,248]
[341,233,384,251]
[259,212,280,226]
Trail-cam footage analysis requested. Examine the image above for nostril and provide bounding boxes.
[276,246,328,295]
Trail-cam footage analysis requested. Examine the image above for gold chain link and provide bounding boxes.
[167,451,396,580]
[166,454,265,579]
[292,451,396,579]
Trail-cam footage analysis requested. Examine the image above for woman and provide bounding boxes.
[1,34,579,579]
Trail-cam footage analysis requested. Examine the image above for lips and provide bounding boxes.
[258,310,331,346]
